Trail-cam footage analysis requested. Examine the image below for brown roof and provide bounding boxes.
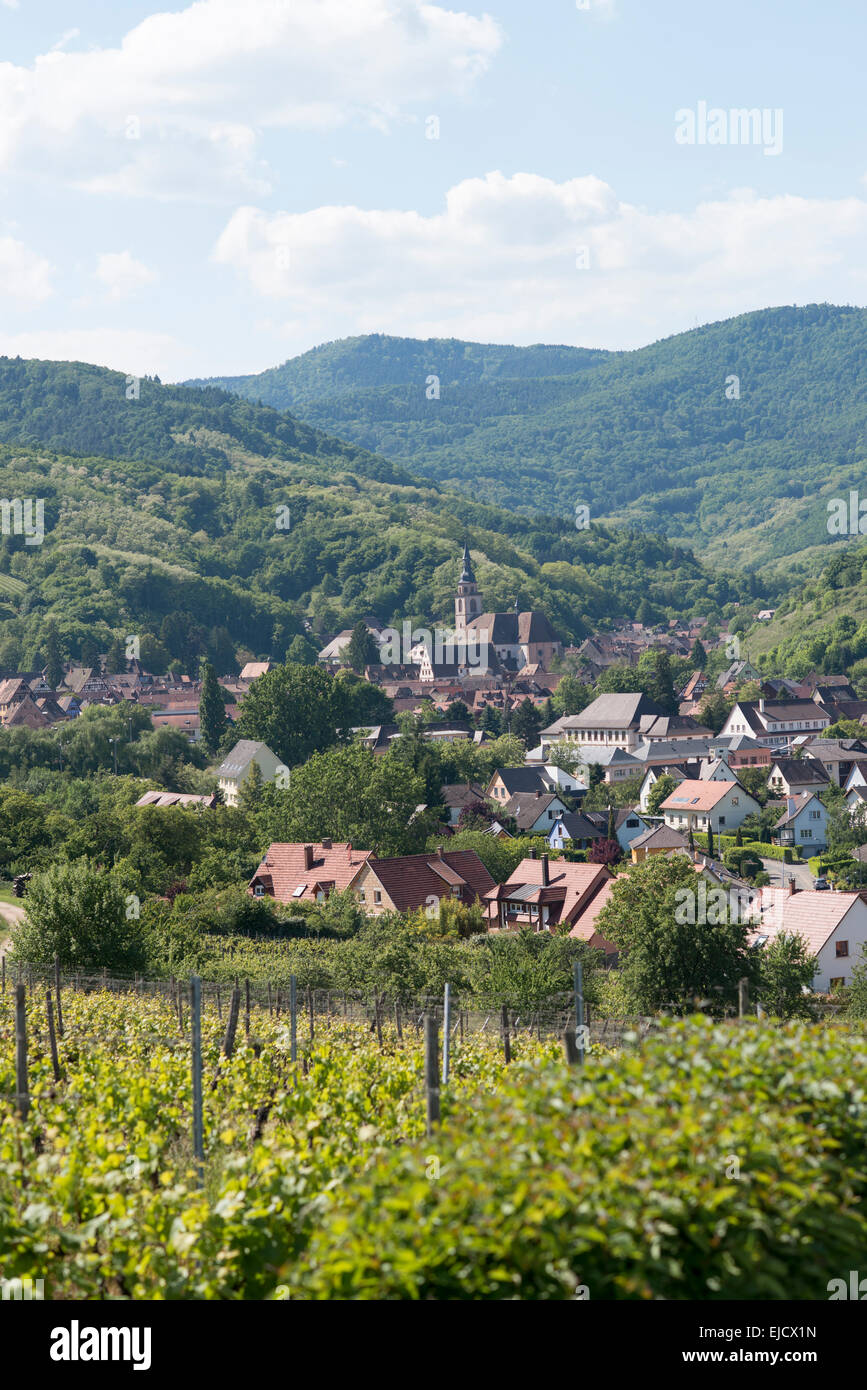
[364,849,495,911]
[486,858,613,929]
[250,841,374,903]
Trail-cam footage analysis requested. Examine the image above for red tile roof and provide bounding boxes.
[250,842,374,903]
[747,886,863,955]
[486,857,613,932]
[364,850,495,911]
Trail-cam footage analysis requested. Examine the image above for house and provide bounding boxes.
[455,545,562,669]
[135,791,218,809]
[718,698,831,748]
[151,707,201,742]
[768,758,830,798]
[540,692,671,752]
[249,840,374,903]
[501,790,571,834]
[549,807,648,853]
[547,812,604,852]
[772,792,828,854]
[318,619,386,666]
[569,746,643,784]
[350,847,494,915]
[485,765,582,806]
[440,782,490,826]
[239,661,275,681]
[630,824,691,862]
[3,694,50,729]
[747,885,867,991]
[715,658,761,691]
[483,850,615,951]
[796,737,867,787]
[0,677,30,721]
[660,778,760,836]
[216,739,284,807]
[638,764,686,812]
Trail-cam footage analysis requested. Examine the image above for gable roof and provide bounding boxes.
[630,824,690,851]
[661,779,753,813]
[555,692,667,730]
[485,858,613,931]
[747,887,864,955]
[250,841,374,902]
[502,791,566,831]
[217,739,277,778]
[363,849,495,911]
[770,758,830,784]
[774,792,825,828]
[488,766,548,795]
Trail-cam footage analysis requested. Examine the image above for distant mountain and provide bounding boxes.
[186,305,867,576]
[0,357,753,673]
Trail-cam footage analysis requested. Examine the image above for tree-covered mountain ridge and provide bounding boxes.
[186,304,867,576]
[0,357,753,673]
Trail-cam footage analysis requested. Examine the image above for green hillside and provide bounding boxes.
[187,305,867,575]
[0,358,753,673]
[742,541,867,683]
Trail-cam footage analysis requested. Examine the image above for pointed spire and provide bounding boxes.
[460,542,475,584]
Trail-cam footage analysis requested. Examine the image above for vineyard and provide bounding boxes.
[1,976,866,1301]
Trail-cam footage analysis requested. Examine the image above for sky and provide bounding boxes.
[0,0,864,381]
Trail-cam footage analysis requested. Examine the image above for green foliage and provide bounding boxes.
[646,773,676,816]
[758,933,819,1020]
[198,660,228,755]
[596,856,761,1014]
[9,859,146,972]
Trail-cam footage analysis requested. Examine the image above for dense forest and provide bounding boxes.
[0,357,756,673]
[188,305,867,576]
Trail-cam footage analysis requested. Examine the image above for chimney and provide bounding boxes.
[529,847,537,859]
[787,877,796,896]
[541,853,550,886]
[303,844,314,870]
[436,845,444,859]
[759,698,765,714]
[321,837,332,850]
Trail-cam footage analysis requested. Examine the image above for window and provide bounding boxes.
[830,977,845,991]
[731,797,739,805]
[253,884,264,898]
[374,890,382,905]
[801,830,812,839]
[836,940,849,957]
[810,810,821,819]
[358,889,366,903]
[718,817,726,826]
[626,818,639,828]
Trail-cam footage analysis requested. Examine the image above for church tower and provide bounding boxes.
[455,542,483,638]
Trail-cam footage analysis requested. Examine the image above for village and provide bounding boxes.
[3,544,866,1002]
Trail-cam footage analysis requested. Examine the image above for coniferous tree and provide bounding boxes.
[44,622,64,689]
[199,659,229,755]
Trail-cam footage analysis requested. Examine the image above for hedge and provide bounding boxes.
[717,836,801,863]
[284,1018,867,1300]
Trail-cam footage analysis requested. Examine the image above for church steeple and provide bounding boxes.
[455,542,482,638]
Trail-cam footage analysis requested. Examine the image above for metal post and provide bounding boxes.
[289,975,297,1064]
[442,982,451,1085]
[190,976,204,1178]
[574,961,585,1065]
[15,984,29,1120]
[424,1014,440,1134]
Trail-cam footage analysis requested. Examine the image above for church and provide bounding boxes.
[450,543,562,673]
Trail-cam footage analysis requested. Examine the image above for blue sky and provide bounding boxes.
[0,0,864,380]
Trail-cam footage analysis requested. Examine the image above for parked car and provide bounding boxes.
[813,877,829,891]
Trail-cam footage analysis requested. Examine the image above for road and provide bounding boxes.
[0,900,26,958]
[759,858,817,892]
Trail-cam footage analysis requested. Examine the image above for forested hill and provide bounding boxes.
[0,357,753,675]
[186,305,867,575]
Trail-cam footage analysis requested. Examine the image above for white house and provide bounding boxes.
[660,778,760,835]
[772,792,828,854]
[719,699,831,749]
[216,739,284,807]
[768,758,830,798]
[748,886,867,992]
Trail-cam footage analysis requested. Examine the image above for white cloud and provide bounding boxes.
[0,327,192,380]
[0,0,502,200]
[94,250,159,299]
[211,173,867,349]
[0,235,53,302]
